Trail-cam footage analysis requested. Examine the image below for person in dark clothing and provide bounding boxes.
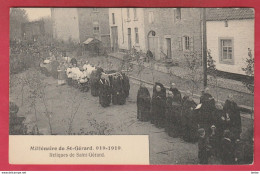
[121,72,130,98]
[70,58,77,67]
[165,90,182,137]
[211,103,229,156]
[99,73,111,107]
[169,83,182,104]
[209,125,218,157]
[111,73,126,105]
[199,87,216,135]
[165,91,174,135]
[90,67,103,97]
[150,82,166,127]
[223,94,242,141]
[221,129,234,164]
[181,92,198,142]
[198,128,210,164]
[146,49,153,63]
[137,83,151,121]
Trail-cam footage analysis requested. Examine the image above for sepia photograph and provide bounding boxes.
[9,7,254,165]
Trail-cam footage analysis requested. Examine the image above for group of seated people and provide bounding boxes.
[137,82,253,165]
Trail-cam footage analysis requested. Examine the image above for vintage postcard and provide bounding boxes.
[9,7,254,165]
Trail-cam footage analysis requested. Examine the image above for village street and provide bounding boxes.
[9,54,253,165]
[8,7,255,166]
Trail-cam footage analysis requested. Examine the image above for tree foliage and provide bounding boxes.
[184,51,203,96]
[10,8,29,40]
[242,48,254,93]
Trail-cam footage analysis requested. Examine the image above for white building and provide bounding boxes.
[206,8,254,75]
[109,8,146,52]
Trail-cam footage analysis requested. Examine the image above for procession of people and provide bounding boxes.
[137,81,252,165]
[40,52,131,108]
[37,51,253,165]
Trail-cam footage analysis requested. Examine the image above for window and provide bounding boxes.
[112,13,115,24]
[133,8,137,19]
[148,11,154,23]
[183,36,190,50]
[127,8,130,19]
[93,21,99,34]
[175,8,181,21]
[135,28,139,44]
[220,39,234,64]
[93,8,98,12]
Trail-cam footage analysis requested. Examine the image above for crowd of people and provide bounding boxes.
[137,83,253,165]
[38,50,253,165]
[40,53,130,108]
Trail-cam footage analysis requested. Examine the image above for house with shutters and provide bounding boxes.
[51,8,110,48]
[109,8,202,64]
[206,8,254,75]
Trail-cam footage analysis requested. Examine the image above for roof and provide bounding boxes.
[83,38,101,45]
[206,8,254,21]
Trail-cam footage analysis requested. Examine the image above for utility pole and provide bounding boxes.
[202,8,207,88]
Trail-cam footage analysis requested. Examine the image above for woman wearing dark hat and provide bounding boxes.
[198,87,216,135]
[150,82,166,127]
[111,73,126,105]
[169,83,182,104]
[223,94,242,141]
[181,90,198,142]
[137,83,151,122]
[121,72,130,98]
[99,73,111,107]
[211,103,228,156]
[221,129,234,164]
[198,128,210,164]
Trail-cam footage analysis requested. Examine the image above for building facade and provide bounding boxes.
[109,8,202,63]
[51,8,110,48]
[109,8,146,52]
[206,8,255,75]
[21,21,45,41]
[78,8,110,48]
[51,8,80,43]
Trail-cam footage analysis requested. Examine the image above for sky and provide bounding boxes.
[22,8,51,21]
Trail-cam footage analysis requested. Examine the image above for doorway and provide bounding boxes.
[148,30,159,60]
[166,38,172,58]
[111,26,118,52]
[128,28,132,51]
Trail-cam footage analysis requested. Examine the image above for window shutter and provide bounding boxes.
[189,36,194,51]
[178,36,182,51]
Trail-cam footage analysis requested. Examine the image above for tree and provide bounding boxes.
[242,48,254,117]
[136,50,146,82]
[10,8,29,40]
[242,48,254,93]
[184,51,203,96]
[207,49,219,102]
